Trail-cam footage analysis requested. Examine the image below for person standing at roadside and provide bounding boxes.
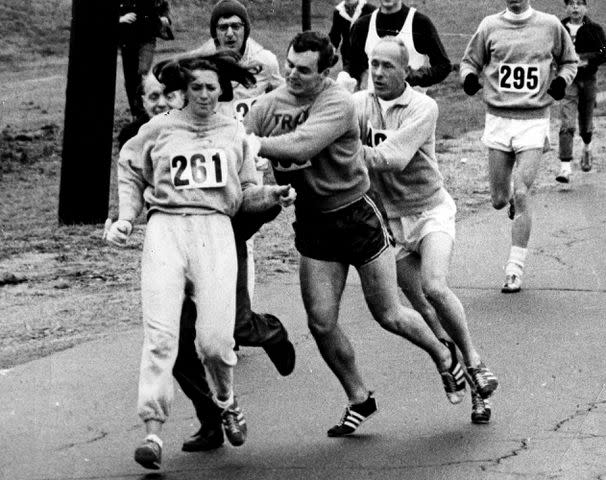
[118,0,173,119]
[556,0,606,183]
[460,0,577,294]
[328,0,376,72]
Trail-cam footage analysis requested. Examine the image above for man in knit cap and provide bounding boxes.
[189,0,283,119]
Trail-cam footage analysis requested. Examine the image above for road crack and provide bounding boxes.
[552,400,606,432]
[479,437,530,471]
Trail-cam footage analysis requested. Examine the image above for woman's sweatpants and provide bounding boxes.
[137,212,238,423]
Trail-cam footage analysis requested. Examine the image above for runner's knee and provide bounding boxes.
[421,277,450,304]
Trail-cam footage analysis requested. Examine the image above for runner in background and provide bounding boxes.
[328,0,376,74]
[338,0,451,92]
[460,0,577,293]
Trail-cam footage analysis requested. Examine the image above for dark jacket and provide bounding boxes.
[118,114,149,149]
[562,15,606,79]
[119,0,173,43]
[328,2,376,70]
[345,4,451,88]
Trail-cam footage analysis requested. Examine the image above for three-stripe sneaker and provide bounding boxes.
[439,339,466,404]
[471,389,492,424]
[327,392,377,437]
[221,398,247,446]
[468,362,498,399]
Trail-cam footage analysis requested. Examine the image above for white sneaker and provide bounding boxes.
[501,274,522,293]
[555,168,570,183]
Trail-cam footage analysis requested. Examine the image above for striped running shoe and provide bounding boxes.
[327,392,377,437]
[471,390,491,424]
[468,362,498,399]
[439,339,466,404]
[221,398,247,446]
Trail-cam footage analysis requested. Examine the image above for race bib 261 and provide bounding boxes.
[498,63,540,93]
[170,149,227,189]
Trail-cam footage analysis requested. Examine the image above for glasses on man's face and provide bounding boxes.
[216,22,244,33]
[567,1,586,7]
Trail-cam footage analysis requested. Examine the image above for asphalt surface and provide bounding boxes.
[1,169,605,480]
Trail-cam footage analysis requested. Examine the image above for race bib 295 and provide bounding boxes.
[498,63,540,93]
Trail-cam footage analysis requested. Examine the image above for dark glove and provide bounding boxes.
[463,73,481,96]
[547,76,567,101]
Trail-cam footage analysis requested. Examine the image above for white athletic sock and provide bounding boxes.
[505,246,527,277]
[560,161,572,173]
[583,143,591,153]
[214,391,234,410]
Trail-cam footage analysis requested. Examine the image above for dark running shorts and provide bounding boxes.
[293,190,394,267]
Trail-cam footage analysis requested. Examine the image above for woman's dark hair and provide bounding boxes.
[287,31,339,73]
[152,50,256,102]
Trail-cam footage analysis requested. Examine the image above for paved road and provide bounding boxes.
[1,170,605,480]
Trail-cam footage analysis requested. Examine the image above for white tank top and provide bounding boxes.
[364,8,428,92]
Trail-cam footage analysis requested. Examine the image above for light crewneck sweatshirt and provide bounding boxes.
[118,109,258,222]
[353,84,446,217]
[460,8,578,119]
[245,78,370,212]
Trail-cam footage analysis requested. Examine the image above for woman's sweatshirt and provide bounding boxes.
[118,109,258,223]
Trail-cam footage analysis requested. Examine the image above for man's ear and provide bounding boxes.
[403,65,412,80]
[321,68,331,78]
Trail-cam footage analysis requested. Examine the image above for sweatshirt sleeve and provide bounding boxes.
[117,121,158,222]
[258,89,355,164]
[554,21,579,84]
[345,17,371,81]
[406,14,452,88]
[460,20,488,82]
[328,10,342,49]
[363,96,438,171]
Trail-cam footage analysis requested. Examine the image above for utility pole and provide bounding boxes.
[302,0,311,31]
[58,0,119,225]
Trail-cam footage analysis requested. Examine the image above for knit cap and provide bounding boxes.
[210,0,251,54]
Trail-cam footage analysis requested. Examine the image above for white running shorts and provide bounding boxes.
[389,193,456,261]
[482,113,550,153]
